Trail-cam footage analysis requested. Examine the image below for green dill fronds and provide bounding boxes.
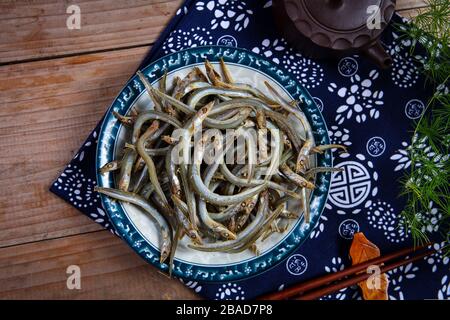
[395,0,449,253]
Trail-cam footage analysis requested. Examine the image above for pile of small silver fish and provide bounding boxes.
[95,59,345,274]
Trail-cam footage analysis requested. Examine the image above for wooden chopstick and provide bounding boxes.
[295,247,435,300]
[259,244,432,300]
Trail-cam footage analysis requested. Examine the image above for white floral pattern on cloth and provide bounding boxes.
[425,242,450,273]
[195,0,253,31]
[309,214,327,239]
[387,262,419,300]
[324,256,345,273]
[437,275,450,299]
[74,130,97,162]
[390,135,449,172]
[179,279,203,293]
[162,27,214,54]
[263,0,272,8]
[387,32,422,89]
[416,202,443,234]
[251,38,285,64]
[251,37,324,89]
[283,52,324,89]
[215,283,245,300]
[52,164,99,210]
[321,257,361,300]
[390,141,413,171]
[366,200,410,243]
[329,70,384,124]
[328,125,352,158]
[326,153,379,215]
[176,5,188,16]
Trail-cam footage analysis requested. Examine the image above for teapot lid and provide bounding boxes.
[283,0,396,50]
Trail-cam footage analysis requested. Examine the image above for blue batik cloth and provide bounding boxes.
[50,0,449,300]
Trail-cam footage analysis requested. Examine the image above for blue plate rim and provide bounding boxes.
[96,45,332,282]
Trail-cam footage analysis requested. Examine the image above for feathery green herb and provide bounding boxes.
[395,0,449,253]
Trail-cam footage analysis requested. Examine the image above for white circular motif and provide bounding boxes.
[252,38,324,88]
[388,32,421,88]
[286,254,308,275]
[328,161,371,208]
[404,99,425,119]
[366,136,386,157]
[283,52,324,89]
[162,27,213,54]
[313,97,324,112]
[215,283,245,300]
[216,35,238,47]
[338,57,359,77]
[391,56,419,88]
[338,219,360,239]
[53,164,99,209]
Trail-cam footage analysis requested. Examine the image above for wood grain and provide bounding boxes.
[0,0,182,64]
[397,7,428,18]
[0,230,199,299]
[396,0,428,10]
[0,47,148,248]
[0,0,425,65]
[0,0,430,299]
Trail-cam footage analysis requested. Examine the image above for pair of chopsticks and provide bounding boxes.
[259,244,435,300]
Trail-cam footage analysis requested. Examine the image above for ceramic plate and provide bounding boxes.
[96,46,332,282]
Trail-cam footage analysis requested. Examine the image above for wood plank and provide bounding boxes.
[0,230,199,299]
[0,46,149,248]
[396,0,428,10]
[397,6,429,19]
[0,0,426,65]
[0,0,182,64]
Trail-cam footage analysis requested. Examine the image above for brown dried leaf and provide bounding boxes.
[349,232,389,300]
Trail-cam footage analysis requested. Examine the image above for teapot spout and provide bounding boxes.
[363,41,392,69]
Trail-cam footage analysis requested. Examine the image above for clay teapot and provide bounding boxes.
[273,0,396,69]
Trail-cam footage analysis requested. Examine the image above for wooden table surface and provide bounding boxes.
[0,0,428,299]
